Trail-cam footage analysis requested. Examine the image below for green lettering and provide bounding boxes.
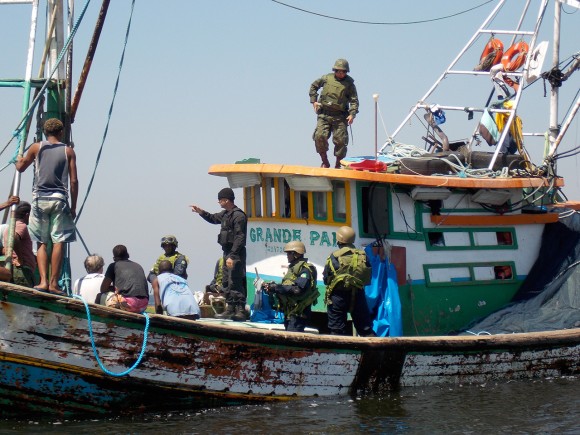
[265,228,273,242]
[309,231,320,246]
[273,228,282,242]
[256,227,264,242]
[320,231,332,247]
[293,230,302,242]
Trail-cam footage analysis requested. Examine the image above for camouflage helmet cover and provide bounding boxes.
[333,58,350,72]
[283,240,306,255]
[336,226,356,244]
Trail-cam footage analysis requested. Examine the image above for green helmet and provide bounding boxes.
[333,58,350,72]
[284,241,306,255]
[160,235,178,247]
[336,226,356,244]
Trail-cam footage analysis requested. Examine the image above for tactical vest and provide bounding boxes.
[320,73,354,113]
[325,247,371,301]
[153,252,189,278]
[274,260,320,317]
[218,208,247,248]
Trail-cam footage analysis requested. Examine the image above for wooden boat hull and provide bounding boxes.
[1,284,578,417]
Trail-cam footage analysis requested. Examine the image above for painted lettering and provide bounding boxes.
[309,231,320,246]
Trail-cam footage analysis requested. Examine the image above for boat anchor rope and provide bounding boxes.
[73,294,150,377]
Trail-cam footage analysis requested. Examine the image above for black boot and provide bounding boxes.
[215,303,235,320]
[335,158,342,169]
[232,304,247,322]
[319,152,330,168]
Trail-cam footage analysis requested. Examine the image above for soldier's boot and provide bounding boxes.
[335,158,342,169]
[319,152,331,168]
[232,304,247,322]
[215,303,235,320]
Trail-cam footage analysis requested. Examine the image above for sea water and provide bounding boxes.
[1,376,578,434]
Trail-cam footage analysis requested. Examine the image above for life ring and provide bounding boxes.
[501,41,529,72]
[480,38,504,66]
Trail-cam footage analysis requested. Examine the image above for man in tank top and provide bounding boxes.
[15,118,78,295]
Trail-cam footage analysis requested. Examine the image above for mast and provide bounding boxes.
[4,0,40,273]
[549,0,561,144]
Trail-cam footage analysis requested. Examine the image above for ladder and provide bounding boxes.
[381,0,549,170]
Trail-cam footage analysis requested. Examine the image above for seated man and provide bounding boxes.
[100,245,149,313]
[2,202,36,288]
[147,235,189,283]
[74,254,106,304]
[152,260,200,320]
[205,257,224,295]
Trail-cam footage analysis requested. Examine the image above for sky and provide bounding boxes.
[0,0,578,292]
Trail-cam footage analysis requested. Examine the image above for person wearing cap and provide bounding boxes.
[309,58,359,169]
[190,187,248,321]
[262,241,319,333]
[147,235,189,283]
[15,117,78,295]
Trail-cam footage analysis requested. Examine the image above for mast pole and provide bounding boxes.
[71,0,111,123]
[373,94,379,160]
[4,0,40,273]
[549,1,561,145]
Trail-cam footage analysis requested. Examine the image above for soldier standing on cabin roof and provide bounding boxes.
[309,59,359,169]
[190,187,248,321]
[323,226,376,337]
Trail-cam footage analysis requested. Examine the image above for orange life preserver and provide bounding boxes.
[480,38,504,66]
[501,41,529,72]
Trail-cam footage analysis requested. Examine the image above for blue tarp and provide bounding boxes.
[250,291,284,324]
[364,244,403,337]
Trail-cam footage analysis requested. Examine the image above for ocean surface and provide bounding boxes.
[1,376,578,434]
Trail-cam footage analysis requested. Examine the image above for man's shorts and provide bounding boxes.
[29,195,76,244]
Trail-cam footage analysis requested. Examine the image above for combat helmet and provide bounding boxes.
[336,226,356,244]
[160,235,178,247]
[284,240,306,255]
[333,58,350,72]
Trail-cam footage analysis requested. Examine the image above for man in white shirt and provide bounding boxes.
[74,254,105,304]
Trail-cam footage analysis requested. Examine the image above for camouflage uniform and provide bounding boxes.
[309,72,359,160]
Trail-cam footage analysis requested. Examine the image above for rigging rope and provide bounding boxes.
[75,0,136,223]
[0,0,93,160]
[73,294,150,377]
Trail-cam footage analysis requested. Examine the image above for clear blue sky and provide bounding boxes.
[1,0,578,291]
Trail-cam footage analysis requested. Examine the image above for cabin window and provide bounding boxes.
[264,178,274,217]
[244,185,261,217]
[424,262,516,286]
[279,179,291,218]
[332,180,347,222]
[295,191,309,219]
[313,192,327,220]
[244,187,253,217]
[425,228,517,250]
[360,184,389,236]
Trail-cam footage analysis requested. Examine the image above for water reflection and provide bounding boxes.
[1,377,578,434]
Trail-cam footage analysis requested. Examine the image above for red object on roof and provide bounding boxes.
[348,159,387,172]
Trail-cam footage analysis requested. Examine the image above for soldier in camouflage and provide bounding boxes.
[309,59,359,169]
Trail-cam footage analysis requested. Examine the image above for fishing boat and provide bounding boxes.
[0,0,579,418]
